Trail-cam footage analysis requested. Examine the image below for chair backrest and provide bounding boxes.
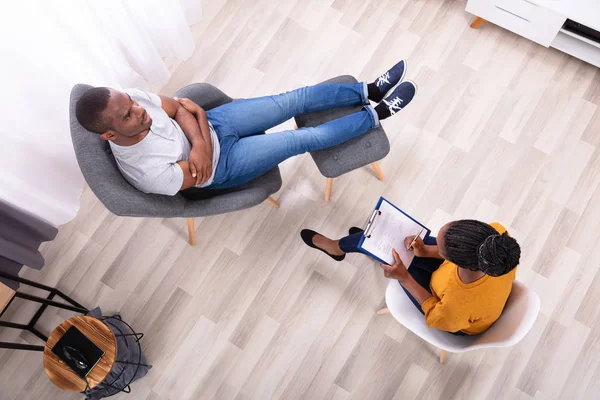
[69,83,235,218]
[469,280,541,350]
[70,84,188,217]
[385,279,540,353]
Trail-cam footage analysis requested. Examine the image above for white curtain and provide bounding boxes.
[0,0,202,227]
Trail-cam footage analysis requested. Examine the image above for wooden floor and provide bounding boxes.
[2,0,600,399]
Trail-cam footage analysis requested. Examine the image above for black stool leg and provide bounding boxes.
[0,271,87,310]
[0,342,44,351]
[115,332,144,342]
[0,321,30,330]
[29,327,48,342]
[0,321,47,341]
[115,360,150,368]
[55,289,87,310]
[0,322,46,351]
[0,272,88,351]
[14,292,88,314]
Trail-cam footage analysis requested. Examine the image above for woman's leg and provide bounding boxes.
[301,230,361,258]
[407,236,443,273]
[334,230,441,315]
[306,229,465,334]
[326,230,436,316]
[402,236,442,310]
[206,82,369,138]
[209,106,379,189]
[402,267,434,313]
[338,232,364,253]
[311,232,440,262]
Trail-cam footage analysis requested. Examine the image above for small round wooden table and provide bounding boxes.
[43,316,117,392]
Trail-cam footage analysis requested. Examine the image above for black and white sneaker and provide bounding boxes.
[374,80,417,120]
[369,60,407,103]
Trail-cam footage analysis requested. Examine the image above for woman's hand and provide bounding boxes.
[404,235,428,257]
[380,249,409,281]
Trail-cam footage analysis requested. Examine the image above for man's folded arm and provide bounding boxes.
[177,161,197,191]
[159,95,210,151]
[135,162,194,196]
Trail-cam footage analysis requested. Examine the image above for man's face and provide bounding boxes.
[100,90,152,140]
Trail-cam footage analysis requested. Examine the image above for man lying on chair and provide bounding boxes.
[75,60,416,195]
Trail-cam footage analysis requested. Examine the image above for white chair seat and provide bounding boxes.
[385,279,540,354]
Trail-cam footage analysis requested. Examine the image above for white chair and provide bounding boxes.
[376,280,540,364]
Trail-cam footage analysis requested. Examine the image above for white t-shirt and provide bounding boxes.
[109,89,220,195]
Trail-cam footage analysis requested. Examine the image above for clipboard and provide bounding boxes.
[358,197,431,266]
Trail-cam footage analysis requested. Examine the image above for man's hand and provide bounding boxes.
[171,97,213,186]
[380,249,409,281]
[188,146,213,186]
[174,97,200,115]
[404,236,428,257]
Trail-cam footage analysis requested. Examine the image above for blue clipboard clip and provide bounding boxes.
[363,209,382,239]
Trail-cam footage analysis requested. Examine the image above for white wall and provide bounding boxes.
[0,0,202,226]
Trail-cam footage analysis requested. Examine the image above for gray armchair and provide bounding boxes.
[69,83,281,245]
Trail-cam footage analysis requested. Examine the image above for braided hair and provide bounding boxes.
[442,220,521,277]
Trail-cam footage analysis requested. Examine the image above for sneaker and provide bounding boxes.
[370,59,407,102]
[375,80,417,119]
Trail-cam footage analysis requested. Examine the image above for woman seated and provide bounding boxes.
[300,220,521,335]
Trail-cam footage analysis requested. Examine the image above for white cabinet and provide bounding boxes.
[466,0,566,46]
[466,0,600,68]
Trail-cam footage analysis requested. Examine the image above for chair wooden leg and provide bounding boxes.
[376,307,390,315]
[325,178,334,202]
[187,218,196,246]
[266,196,280,208]
[470,16,487,29]
[440,349,448,364]
[371,162,385,181]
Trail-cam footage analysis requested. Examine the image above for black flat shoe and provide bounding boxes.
[300,229,346,262]
[349,226,363,235]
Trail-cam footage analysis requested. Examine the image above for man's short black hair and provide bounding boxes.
[75,87,112,134]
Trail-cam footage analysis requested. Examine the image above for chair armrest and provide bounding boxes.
[173,83,233,111]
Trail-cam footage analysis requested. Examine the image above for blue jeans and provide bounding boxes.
[339,232,467,335]
[339,232,442,306]
[205,82,379,189]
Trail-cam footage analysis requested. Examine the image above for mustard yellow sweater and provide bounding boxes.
[421,222,516,335]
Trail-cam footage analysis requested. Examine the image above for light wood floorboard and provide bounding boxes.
[2,1,600,399]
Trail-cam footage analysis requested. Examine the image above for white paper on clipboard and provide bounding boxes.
[361,199,427,266]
